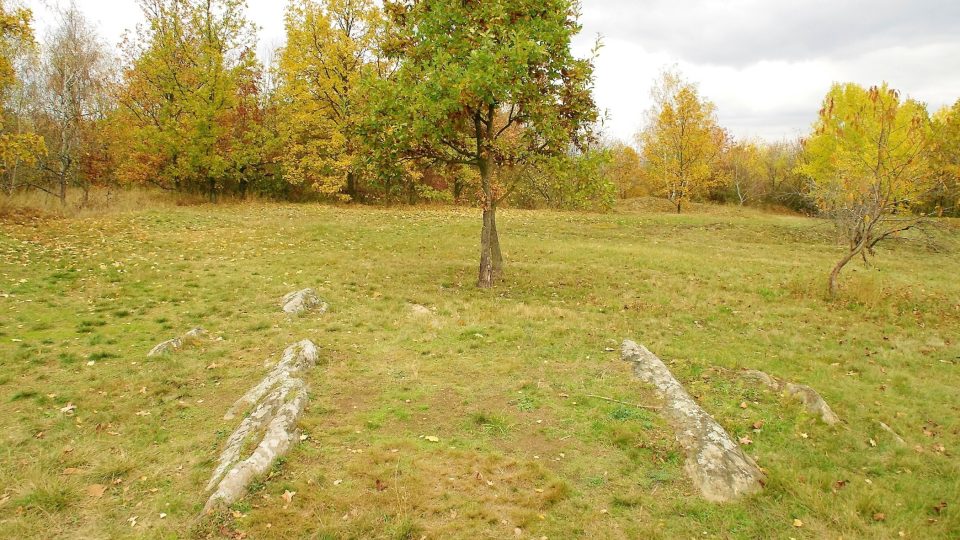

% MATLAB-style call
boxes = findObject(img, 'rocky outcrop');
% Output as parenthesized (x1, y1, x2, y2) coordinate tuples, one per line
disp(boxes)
(147, 327, 207, 357)
(741, 370, 840, 425)
(621, 340, 764, 503)
(281, 289, 327, 316)
(204, 340, 319, 512)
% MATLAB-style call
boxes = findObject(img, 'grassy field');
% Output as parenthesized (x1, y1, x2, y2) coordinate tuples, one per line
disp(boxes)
(0, 201, 958, 539)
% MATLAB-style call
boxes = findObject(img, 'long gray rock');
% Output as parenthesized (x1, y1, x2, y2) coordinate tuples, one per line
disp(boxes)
(741, 370, 840, 425)
(147, 327, 207, 357)
(281, 289, 327, 316)
(621, 340, 764, 503)
(204, 340, 319, 512)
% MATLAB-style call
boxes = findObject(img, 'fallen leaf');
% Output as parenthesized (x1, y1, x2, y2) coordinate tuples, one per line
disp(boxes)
(128, 516, 138, 527)
(739, 402, 749, 409)
(282, 490, 296, 506)
(424, 436, 440, 443)
(86, 484, 107, 498)
(752, 420, 764, 430)
(159, 513, 167, 519)
(873, 512, 886, 522)
(834, 479, 848, 490)
(333, 479, 343, 486)
(933, 501, 947, 514)
(739, 435, 753, 446)
(792, 518, 803, 528)
(60, 403, 77, 415)
(62, 468, 82, 475)
(376, 479, 387, 492)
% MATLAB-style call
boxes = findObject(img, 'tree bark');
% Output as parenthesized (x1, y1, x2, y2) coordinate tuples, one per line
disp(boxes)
(479, 206, 495, 288)
(828, 245, 862, 297)
(490, 208, 503, 279)
(346, 171, 358, 202)
(477, 156, 500, 288)
(59, 174, 67, 206)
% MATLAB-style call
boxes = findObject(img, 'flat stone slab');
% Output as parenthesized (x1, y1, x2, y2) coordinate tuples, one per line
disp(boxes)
(147, 327, 207, 357)
(622, 340, 764, 503)
(204, 340, 319, 512)
(741, 369, 840, 425)
(281, 288, 328, 316)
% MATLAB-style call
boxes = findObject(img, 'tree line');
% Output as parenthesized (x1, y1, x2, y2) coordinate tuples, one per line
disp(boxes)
(1, 0, 958, 290)
(0, 0, 609, 212)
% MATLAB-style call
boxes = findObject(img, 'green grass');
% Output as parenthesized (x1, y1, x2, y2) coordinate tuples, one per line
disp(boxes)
(0, 201, 958, 539)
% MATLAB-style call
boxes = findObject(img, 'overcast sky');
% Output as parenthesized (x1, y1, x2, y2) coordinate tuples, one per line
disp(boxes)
(25, 0, 960, 143)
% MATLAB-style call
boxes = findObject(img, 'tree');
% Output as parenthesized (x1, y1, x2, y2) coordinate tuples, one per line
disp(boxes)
(115, 0, 260, 200)
(510, 147, 616, 211)
(636, 69, 726, 213)
(277, 0, 383, 201)
(32, 2, 114, 205)
(927, 100, 960, 216)
(799, 83, 934, 296)
(721, 140, 766, 206)
(367, 0, 598, 288)
(0, 0, 44, 185)
(606, 141, 641, 199)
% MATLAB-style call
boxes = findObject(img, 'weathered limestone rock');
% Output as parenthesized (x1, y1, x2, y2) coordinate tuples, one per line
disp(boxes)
(205, 340, 318, 512)
(741, 369, 840, 425)
(147, 327, 207, 357)
(621, 340, 764, 502)
(281, 289, 327, 316)
(877, 421, 906, 445)
(224, 339, 318, 421)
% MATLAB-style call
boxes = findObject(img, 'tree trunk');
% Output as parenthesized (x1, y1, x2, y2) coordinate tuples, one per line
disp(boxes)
(828, 245, 862, 297)
(477, 157, 500, 288)
(491, 208, 503, 279)
(58, 171, 68, 207)
(346, 171, 358, 202)
(479, 206, 495, 288)
(453, 177, 463, 203)
(208, 178, 217, 203)
(676, 200, 682, 214)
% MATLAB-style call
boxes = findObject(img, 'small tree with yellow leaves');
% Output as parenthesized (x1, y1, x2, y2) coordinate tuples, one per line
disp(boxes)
(799, 83, 934, 296)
